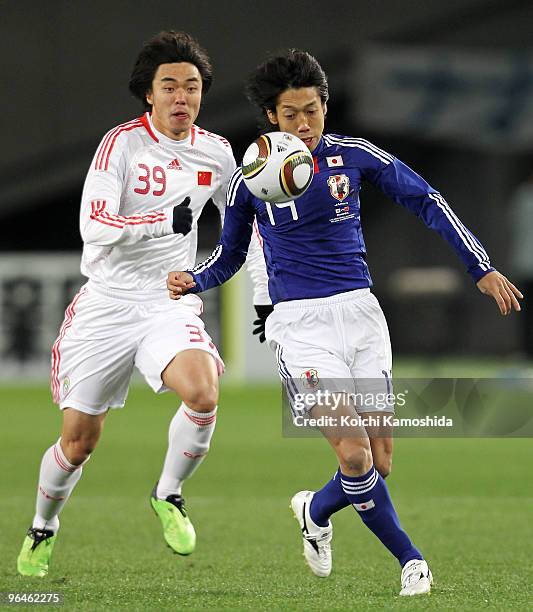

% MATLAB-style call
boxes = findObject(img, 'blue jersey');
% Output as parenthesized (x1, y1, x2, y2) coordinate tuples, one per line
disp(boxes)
(190, 134, 493, 304)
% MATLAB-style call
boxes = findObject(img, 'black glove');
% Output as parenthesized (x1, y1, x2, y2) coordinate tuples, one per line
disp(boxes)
(252, 304, 274, 343)
(172, 197, 193, 235)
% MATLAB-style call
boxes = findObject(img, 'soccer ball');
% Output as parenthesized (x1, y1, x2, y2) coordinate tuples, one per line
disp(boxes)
(241, 132, 314, 203)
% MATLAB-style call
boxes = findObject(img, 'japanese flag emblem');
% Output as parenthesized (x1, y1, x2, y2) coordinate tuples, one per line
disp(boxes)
(326, 155, 343, 167)
(353, 499, 375, 511)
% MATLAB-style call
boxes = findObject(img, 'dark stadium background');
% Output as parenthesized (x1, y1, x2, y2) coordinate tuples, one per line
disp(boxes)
(1, 3, 532, 609)
(1, 0, 532, 356)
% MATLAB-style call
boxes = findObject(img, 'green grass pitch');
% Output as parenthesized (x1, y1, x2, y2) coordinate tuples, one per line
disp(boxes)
(0, 382, 532, 610)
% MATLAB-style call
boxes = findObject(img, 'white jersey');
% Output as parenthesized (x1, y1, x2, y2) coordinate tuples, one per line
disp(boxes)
(79, 112, 269, 301)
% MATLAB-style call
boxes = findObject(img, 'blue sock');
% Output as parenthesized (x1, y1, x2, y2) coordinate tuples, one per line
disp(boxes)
(309, 469, 350, 526)
(340, 465, 423, 567)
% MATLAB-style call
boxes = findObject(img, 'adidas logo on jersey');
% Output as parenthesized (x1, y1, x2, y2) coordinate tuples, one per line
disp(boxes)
(167, 158, 182, 170)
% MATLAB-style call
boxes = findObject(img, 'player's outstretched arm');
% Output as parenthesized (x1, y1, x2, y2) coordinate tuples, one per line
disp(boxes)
(81, 129, 194, 247)
(171, 168, 257, 299)
(83, 197, 192, 247)
(167, 272, 196, 300)
(476, 270, 523, 316)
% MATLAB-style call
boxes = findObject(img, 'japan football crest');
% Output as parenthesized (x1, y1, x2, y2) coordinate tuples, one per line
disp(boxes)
(301, 369, 319, 389)
(327, 174, 350, 201)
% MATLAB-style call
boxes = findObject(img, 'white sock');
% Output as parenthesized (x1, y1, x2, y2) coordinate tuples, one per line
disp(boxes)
(156, 403, 217, 499)
(32, 439, 85, 533)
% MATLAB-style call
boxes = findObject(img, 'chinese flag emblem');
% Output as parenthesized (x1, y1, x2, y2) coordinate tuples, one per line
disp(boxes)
(197, 171, 212, 186)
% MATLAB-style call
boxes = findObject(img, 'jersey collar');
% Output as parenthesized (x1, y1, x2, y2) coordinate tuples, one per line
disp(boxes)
(312, 135, 326, 157)
(142, 112, 195, 148)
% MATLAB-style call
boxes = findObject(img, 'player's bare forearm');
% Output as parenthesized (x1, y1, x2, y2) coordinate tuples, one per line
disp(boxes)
(167, 271, 195, 300)
(476, 270, 523, 316)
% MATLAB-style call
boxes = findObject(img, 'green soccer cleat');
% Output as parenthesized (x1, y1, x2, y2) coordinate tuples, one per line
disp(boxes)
(17, 527, 57, 577)
(150, 484, 196, 555)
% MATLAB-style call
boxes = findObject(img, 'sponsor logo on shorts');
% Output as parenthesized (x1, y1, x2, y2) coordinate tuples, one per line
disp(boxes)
(301, 369, 319, 389)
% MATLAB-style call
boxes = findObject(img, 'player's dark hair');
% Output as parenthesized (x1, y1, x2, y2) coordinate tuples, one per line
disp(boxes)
(245, 49, 329, 121)
(129, 30, 213, 110)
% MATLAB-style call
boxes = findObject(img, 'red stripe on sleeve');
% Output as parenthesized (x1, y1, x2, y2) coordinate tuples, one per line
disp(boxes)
(101, 123, 143, 171)
(89, 201, 168, 229)
(94, 119, 142, 170)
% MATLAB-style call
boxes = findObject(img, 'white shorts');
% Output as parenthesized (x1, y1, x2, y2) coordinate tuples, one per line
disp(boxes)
(50, 282, 223, 416)
(265, 289, 393, 415)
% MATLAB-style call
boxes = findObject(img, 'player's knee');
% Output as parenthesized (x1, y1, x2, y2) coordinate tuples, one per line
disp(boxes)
(339, 443, 373, 474)
(61, 436, 98, 466)
(182, 382, 218, 413)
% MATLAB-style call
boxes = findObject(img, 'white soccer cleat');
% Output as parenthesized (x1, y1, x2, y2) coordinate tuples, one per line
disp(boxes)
(399, 559, 433, 596)
(290, 490, 332, 578)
